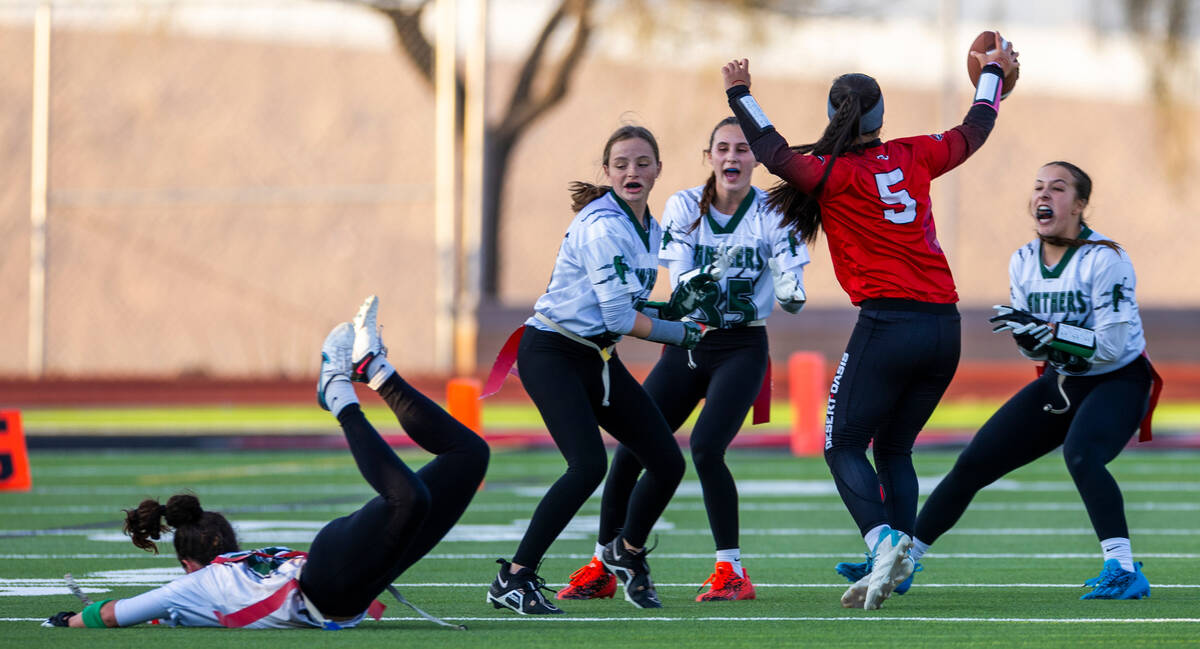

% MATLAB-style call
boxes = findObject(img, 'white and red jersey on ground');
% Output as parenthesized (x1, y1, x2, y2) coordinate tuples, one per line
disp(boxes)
(113, 547, 367, 629)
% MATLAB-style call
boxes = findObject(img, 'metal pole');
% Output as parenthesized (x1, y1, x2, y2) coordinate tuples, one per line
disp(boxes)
(29, 1, 51, 377)
(455, 0, 486, 376)
(433, 0, 458, 372)
(937, 0, 960, 276)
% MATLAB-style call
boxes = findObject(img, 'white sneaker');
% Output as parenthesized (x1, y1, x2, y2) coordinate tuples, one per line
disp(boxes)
(351, 295, 387, 383)
(317, 322, 354, 411)
(840, 574, 869, 608)
(864, 530, 914, 610)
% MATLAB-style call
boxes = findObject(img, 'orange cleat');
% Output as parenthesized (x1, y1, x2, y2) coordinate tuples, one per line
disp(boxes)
(696, 561, 757, 602)
(555, 556, 617, 600)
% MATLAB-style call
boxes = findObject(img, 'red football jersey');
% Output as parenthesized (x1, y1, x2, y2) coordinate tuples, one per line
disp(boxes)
(770, 131, 971, 305)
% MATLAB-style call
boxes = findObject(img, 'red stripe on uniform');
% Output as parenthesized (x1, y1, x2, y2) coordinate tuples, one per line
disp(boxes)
(214, 579, 298, 628)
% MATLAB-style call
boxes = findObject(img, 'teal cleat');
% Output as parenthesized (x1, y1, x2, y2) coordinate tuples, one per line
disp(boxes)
(895, 562, 921, 594)
(835, 554, 872, 583)
(837, 553, 920, 595)
(1081, 560, 1150, 600)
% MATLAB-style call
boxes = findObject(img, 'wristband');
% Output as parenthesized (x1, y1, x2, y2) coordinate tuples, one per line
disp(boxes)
(973, 64, 1003, 108)
(645, 318, 685, 346)
(81, 599, 114, 628)
(726, 86, 774, 142)
(1048, 322, 1096, 358)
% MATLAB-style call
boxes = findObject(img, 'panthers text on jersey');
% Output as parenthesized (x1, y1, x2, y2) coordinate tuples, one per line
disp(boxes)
(659, 185, 810, 326)
(1008, 227, 1145, 376)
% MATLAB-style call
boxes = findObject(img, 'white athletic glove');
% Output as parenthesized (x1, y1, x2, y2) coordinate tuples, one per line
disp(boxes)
(679, 244, 737, 285)
(768, 258, 806, 313)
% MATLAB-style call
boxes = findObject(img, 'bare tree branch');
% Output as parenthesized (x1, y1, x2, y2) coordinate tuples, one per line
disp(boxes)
(372, 1, 434, 84)
(370, 0, 466, 127)
(497, 0, 593, 139)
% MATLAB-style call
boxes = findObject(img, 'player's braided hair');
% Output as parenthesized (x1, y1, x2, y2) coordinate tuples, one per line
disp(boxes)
(766, 73, 882, 244)
(688, 116, 743, 233)
(570, 125, 661, 213)
(1037, 161, 1122, 252)
(123, 493, 238, 565)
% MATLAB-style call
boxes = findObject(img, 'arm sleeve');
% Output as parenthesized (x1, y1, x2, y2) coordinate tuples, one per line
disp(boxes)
(727, 86, 829, 193)
(920, 64, 1003, 179)
(113, 588, 174, 627)
(598, 293, 637, 335)
(1092, 321, 1132, 365)
(1088, 249, 1139, 367)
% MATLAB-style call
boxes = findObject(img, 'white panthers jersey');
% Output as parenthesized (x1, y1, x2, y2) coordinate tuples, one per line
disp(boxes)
(660, 185, 809, 327)
(1008, 227, 1144, 376)
(113, 548, 365, 629)
(527, 190, 662, 337)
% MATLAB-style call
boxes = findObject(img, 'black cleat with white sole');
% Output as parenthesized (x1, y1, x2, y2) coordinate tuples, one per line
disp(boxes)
(600, 537, 663, 608)
(486, 559, 564, 615)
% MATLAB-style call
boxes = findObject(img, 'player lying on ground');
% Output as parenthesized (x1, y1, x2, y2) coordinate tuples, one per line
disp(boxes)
(44, 296, 489, 628)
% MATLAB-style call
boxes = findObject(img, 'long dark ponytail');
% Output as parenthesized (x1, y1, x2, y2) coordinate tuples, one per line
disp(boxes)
(767, 73, 883, 244)
(1038, 161, 1122, 252)
(124, 493, 239, 565)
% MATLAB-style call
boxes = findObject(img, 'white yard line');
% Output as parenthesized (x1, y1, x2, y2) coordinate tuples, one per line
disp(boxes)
(5, 615, 1200, 623)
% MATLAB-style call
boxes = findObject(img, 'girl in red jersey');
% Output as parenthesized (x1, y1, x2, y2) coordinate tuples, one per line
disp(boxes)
(721, 35, 1018, 610)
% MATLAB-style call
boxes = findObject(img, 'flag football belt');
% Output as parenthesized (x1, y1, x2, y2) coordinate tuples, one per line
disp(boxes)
(481, 315, 619, 406)
(534, 312, 617, 406)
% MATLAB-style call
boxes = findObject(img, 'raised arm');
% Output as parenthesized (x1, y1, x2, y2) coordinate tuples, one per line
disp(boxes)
(722, 59, 827, 193)
(928, 32, 1020, 176)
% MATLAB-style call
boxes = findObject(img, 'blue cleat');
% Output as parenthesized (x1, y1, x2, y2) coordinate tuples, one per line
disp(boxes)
(835, 554, 872, 583)
(894, 561, 922, 595)
(836, 553, 920, 595)
(1081, 560, 1150, 600)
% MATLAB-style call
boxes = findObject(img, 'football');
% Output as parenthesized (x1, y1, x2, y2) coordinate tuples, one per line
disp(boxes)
(967, 30, 1019, 99)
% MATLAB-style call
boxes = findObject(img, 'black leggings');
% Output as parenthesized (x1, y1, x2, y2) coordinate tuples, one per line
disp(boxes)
(824, 301, 961, 537)
(513, 326, 685, 567)
(915, 356, 1152, 545)
(601, 327, 768, 550)
(300, 373, 490, 616)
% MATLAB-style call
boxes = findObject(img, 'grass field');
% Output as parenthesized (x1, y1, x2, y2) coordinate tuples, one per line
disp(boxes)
(17, 400, 1200, 434)
(2, 446, 1198, 648)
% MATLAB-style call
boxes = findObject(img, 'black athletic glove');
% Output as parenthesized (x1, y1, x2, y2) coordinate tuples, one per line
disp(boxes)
(1048, 348, 1092, 375)
(679, 321, 706, 350)
(990, 305, 1052, 351)
(42, 611, 75, 628)
(658, 272, 721, 322)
